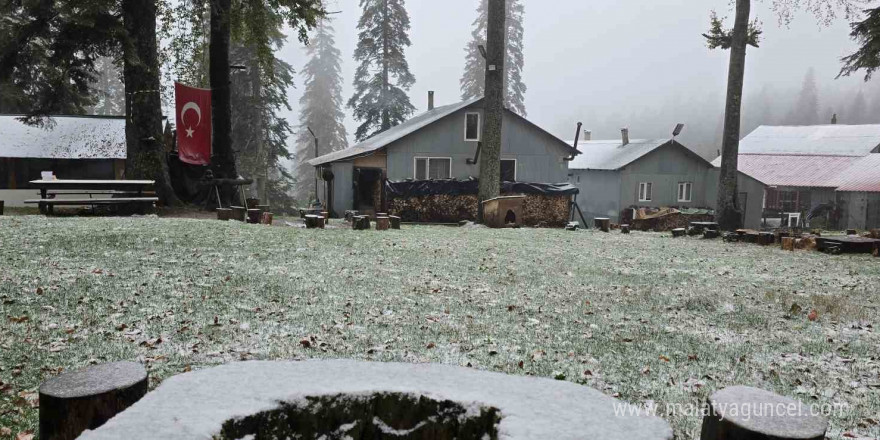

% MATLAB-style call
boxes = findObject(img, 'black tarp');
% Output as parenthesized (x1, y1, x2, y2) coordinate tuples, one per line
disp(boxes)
(386, 179, 579, 198)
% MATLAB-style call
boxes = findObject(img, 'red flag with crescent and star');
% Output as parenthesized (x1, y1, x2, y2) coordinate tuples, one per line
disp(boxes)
(174, 82, 212, 165)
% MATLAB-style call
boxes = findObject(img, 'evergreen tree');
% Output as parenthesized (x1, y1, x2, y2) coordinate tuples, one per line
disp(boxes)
(348, 0, 416, 142)
(90, 56, 126, 116)
(787, 68, 820, 125)
(294, 20, 348, 202)
(847, 89, 868, 124)
(460, 0, 527, 116)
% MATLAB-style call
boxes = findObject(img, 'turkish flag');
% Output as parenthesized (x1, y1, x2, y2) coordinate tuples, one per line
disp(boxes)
(175, 82, 212, 165)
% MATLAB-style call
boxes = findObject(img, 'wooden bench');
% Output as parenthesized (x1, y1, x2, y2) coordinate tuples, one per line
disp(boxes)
(25, 198, 158, 214)
(29, 179, 156, 215)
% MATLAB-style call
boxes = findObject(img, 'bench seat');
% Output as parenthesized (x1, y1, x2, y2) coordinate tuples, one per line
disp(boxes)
(24, 197, 159, 206)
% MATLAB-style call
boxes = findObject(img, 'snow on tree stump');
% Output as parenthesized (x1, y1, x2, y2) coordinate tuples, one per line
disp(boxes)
(353, 216, 371, 230)
(40, 361, 147, 440)
(79, 360, 673, 440)
(216, 208, 232, 221)
(621, 224, 631, 234)
(671, 228, 687, 238)
(230, 206, 247, 222)
(305, 215, 323, 229)
(700, 386, 827, 440)
(594, 217, 611, 232)
(389, 215, 401, 229)
(246, 209, 262, 224)
(375, 216, 391, 231)
(260, 212, 273, 225)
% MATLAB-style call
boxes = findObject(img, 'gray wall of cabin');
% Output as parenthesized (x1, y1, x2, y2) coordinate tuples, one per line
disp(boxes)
(619, 144, 715, 209)
(328, 161, 353, 217)
(569, 170, 621, 225)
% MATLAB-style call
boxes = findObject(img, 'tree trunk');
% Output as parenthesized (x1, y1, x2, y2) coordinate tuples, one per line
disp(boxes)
(477, 0, 506, 222)
(381, 0, 391, 132)
(716, 0, 750, 231)
(121, 0, 181, 206)
(210, 0, 238, 183)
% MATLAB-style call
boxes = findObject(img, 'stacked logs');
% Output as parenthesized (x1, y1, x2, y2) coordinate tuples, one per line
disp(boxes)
(631, 213, 714, 232)
(388, 193, 570, 227)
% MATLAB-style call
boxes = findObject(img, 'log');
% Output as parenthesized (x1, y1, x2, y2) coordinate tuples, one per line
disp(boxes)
(703, 230, 720, 239)
(260, 212, 273, 225)
(847, 229, 858, 236)
(671, 228, 687, 238)
(247, 209, 262, 224)
(700, 386, 826, 440)
(305, 215, 322, 229)
(389, 215, 401, 230)
(216, 208, 232, 221)
(230, 206, 247, 222)
(594, 217, 610, 232)
(39, 361, 148, 440)
(353, 216, 371, 230)
(781, 237, 795, 251)
(621, 224, 631, 234)
(376, 216, 390, 231)
(873, 242, 879, 257)
(0, 200, 4, 215)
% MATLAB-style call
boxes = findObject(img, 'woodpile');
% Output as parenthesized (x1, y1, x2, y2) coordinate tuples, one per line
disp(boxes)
(388, 193, 570, 227)
(521, 195, 569, 227)
(631, 213, 714, 232)
(869, 229, 880, 239)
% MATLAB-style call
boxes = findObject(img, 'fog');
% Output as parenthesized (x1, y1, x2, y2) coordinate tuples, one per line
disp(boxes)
(278, 0, 876, 159)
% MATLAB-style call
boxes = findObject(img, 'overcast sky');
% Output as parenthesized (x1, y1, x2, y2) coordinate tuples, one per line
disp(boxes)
(276, 0, 873, 149)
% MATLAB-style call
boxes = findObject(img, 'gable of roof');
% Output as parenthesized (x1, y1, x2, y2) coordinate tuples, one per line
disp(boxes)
(738, 124, 880, 156)
(0, 115, 127, 159)
(567, 139, 709, 171)
(308, 98, 578, 166)
(712, 154, 860, 188)
(828, 154, 880, 192)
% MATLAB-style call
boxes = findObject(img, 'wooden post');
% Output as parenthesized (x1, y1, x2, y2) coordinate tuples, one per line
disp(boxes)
(376, 216, 390, 231)
(389, 215, 401, 230)
(39, 361, 148, 440)
(700, 386, 827, 440)
(230, 206, 247, 222)
(216, 208, 232, 221)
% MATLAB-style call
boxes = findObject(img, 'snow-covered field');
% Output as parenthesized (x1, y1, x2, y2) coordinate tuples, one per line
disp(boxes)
(1, 216, 878, 439)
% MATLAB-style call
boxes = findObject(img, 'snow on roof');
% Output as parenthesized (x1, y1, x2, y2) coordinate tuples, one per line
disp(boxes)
(711, 154, 860, 188)
(738, 125, 880, 156)
(568, 139, 707, 170)
(0, 115, 126, 159)
(309, 98, 481, 167)
(829, 154, 880, 192)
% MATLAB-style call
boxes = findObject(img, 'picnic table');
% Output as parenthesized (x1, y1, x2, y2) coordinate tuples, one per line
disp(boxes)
(25, 180, 158, 215)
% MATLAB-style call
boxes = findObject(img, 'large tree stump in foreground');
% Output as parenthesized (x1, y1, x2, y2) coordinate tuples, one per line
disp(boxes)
(353, 216, 370, 230)
(700, 386, 827, 440)
(40, 361, 148, 440)
(305, 215, 323, 229)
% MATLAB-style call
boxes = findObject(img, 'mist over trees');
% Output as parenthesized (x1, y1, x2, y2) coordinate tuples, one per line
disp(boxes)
(89, 57, 126, 116)
(348, 0, 416, 142)
(294, 20, 349, 203)
(460, 0, 527, 116)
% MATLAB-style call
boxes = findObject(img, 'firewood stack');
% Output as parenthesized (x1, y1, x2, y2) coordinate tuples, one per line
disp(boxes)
(388, 193, 570, 227)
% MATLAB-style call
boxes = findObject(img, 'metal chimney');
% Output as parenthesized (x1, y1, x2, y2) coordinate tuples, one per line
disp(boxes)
(583, 130, 592, 141)
(428, 91, 435, 111)
(621, 128, 630, 146)
(831, 113, 838, 125)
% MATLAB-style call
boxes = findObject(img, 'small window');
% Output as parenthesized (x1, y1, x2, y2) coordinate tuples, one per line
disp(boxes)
(638, 182, 652, 202)
(677, 182, 693, 203)
(501, 159, 516, 182)
(465, 112, 481, 141)
(414, 157, 452, 180)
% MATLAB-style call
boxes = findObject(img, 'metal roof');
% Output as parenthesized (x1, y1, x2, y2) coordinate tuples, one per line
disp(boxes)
(0, 115, 126, 159)
(711, 154, 861, 188)
(829, 154, 880, 192)
(567, 139, 708, 170)
(309, 98, 481, 167)
(738, 124, 880, 156)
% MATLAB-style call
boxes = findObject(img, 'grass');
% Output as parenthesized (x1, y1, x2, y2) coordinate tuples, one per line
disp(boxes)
(1, 216, 879, 439)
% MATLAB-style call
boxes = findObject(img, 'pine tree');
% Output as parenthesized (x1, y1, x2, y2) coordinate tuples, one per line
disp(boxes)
(348, 0, 416, 142)
(460, 0, 526, 116)
(787, 68, 820, 125)
(294, 20, 348, 203)
(847, 89, 868, 124)
(90, 56, 126, 116)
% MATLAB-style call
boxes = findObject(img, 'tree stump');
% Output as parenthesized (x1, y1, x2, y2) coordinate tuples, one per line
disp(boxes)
(700, 386, 827, 440)
(846, 229, 858, 236)
(230, 206, 247, 222)
(344, 210, 359, 222)
(216, 208, 232, 221)
(353, 216, 371, 230)
(39, 361, 148, 440)
(389, 216, 401, 229)
(260, 212, 273, 225)
(376, 216, 390, 231)
(621, 224, 631, 234)
(0, 200, 4, 215)
(247, 209, 262, 224)
(594, 217, 610, 232)
(305, 215, 322, 229)
(671, 228, 687, 238)
(781, 237, 795, 251)
(703, 230, 720, 239)
(246, 198, 260, 208)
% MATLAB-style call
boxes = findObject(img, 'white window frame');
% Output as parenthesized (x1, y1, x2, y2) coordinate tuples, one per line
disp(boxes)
(500, 158, 517, 181)
(677, 182, 693, 203)
(413, 156, 453, 180)
(638, 182, 653, 202)
(464, 112, 481, 142)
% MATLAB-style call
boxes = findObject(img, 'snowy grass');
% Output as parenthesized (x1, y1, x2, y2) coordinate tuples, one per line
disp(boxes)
(1, 216, 878, 439)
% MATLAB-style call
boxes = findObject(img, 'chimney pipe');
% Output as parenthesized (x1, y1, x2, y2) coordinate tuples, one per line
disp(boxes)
(583, 130, 592, 141)
(621, 128, 629, 146)
(831, 113, 838, 125)
(428, 91, 435, 111)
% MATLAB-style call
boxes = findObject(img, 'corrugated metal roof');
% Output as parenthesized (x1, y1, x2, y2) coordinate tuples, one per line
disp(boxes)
(712, 154, 861, 188)
(738, 124, 880, 156)
(309, 98, 481, 166)
(0, 115, 126, 159)
(568, 139, 708, 170)
(829, 154, 880, 192)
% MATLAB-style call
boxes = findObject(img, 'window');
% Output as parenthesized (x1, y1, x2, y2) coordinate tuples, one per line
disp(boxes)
(501, 159, 516, 182)
(465, 112, 481, 141)
(677, 182, 693, 202)
(414, 157, 452, 180)
(638, 182, 652, 202)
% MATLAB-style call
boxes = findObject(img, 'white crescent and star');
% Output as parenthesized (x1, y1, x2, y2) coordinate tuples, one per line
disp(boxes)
(180, 102, 202, 138)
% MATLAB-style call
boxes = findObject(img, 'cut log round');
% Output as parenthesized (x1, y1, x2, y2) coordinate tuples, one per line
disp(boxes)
(260, 212, 273, 225)
(375, 216, 390, 231)
(703, 230, 721, 239)
(389, 215, 401, 229)
(594, 217, 610, 232)
(0, 200, 4, 215)
(621, 224, 631, 234)
(305, 215, 321, 229)
(700, 386, 827, 440)
(216, 208, 232, 221)
(246, 198, 260, 208)
(256, 205, 270, 216)
(247, 209, 261, 224)
(230, 206, 247, 222)
(846, 229, 858, 236)
(671, 228, 687, 238)
(781, 237, 795, 251)
(39, 361, 148, 440)
(353, 216, 371, 230)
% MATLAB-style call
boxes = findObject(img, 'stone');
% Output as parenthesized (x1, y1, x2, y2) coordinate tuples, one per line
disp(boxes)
(40, 361, 147, 440)
(700, 386, 827, 440)
(81, 360, 672, 440)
